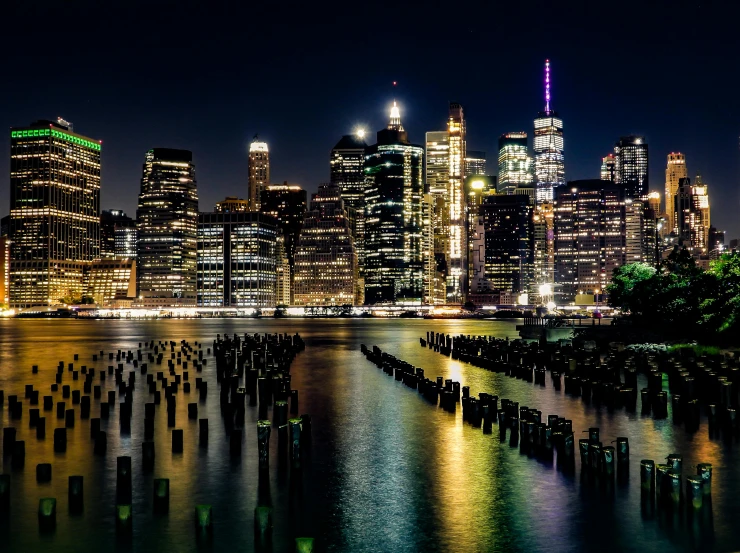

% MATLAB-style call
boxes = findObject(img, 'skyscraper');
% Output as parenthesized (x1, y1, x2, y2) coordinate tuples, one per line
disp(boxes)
(0, 215, 9, 307)
(293, 185, 357, 306)
(101, 210, 134, 258)
(197, 212, 279, 307)
(248, 137, 270, 210)
(497, 133, 533, 195)
(425, 130, 450, 278)
(614, 135, 649, 198)
(480, 195, 534, 294)
(600, 154, 617, 182)
(330, 132, 367, 267)
(675, 175, 710, 255)
(215, 197, 250, 213)
(465, 150, 486, 177)
(364, 102, 425, 304)
(664, 152, 687, 234)
(447, 102, 467, 303)
(9, 119, 101, 308)
(533, 60, 565, 204)
(554, 180, 626, 301)
(136, 148, 199, 307)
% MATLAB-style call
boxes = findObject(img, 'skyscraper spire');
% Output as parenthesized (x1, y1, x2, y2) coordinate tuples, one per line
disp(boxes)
(544, 59, 551, 113)
(388, 101, 403, 131)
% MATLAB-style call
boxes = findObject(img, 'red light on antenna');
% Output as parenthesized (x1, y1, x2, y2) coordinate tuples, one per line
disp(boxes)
(393, 81, 397, 86)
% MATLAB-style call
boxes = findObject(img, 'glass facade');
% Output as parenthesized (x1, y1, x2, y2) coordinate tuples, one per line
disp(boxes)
(9, 120, 101, 308)
(554, 180, 626, 301)
(664, 152, 687, 234)
(533, 114, 565, 203)
(293, 185, 357, 306)
(364, 103, 425, 304)
(480, 195, 534, 293)
(497, 133, 533, 195)
(248, 139, 270, 211)
(465, 150, 486, 178)
(447, 103, 467, 304)
(675, 176, 711, 255)
(197, 212, 279, 307)
(114, 226, 137, 259)
(136, 148, 199, 307)
(330, 134, 366, 271)
(615, 136, 649, 199)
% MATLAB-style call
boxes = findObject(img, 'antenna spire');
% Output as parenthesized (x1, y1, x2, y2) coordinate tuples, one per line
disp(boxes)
(544, 59, 551, 113)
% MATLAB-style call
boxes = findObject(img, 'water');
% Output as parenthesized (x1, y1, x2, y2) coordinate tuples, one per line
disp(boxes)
(0, 318, 735, 552)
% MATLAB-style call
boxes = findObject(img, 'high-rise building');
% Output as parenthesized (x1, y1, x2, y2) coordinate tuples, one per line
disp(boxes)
(114, 226, 137, 260)
(664, 152, 687, 234)
(426, 130, 450, 276)
(293, 184, 357, 306)
(330, 132, 367, 268)
(479, 195, 534, 293)
(600, 154, 617, 182)
(675, 175, 710, 255)
(708, 226, 725, 258)
(554, 180, 626, 301)
(0, 215, 9, 307)
(422, 193, 445, 305)
(614, 136, 649, 198)
(248, 137, 270, 210)
(532, 203, 555, 289)
(364, 102, 425, 304)
(136, 148, 199, 307)
(9, 119, 101, 308)
(533, 60, 565, 204)
(465, 150, 486, 178)
(215, 197, 250, 213)
(447, 102, 467, 303)
(260, 184, 307, 301)
(101, 210, 134, 259)
(197, 212, 279, 308)
(497, 133, 533, 195)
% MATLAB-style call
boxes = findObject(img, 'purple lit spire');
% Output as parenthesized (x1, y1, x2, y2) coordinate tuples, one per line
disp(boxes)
(545, 59, 551, 112)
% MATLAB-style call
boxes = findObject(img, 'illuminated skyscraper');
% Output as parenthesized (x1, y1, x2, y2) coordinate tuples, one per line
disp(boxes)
(554, 180, 626, 301)
(136, 148, 198, 307)
(0, 215, 9, 307)
(330, 132, 367, 267)
(533, 60, 565, 203)
(447, 102, 467, 303)
(600, 154, 616, 182)
(293, 185, 357, 306)
(197, 212, 279, 307)
(497, 133, 533, 195)
(664, 152, 687, 234)
(480, 195, 534, 293)
(260, 184, 307, 289)
(532, 203, 554, 289)
(9, 119, 101, 308)
(364, 102, 425, 304)
(614, 135, 649, 198)
(425, 130, 449, 272)
(465, 150, 486, 177)
(101, 210, 134, 259)
(675, 175, 710, 255)
(248, 137, 270, 210)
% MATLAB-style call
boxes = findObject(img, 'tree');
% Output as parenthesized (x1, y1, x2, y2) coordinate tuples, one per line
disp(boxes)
(607, 262, 656, 315)
(702, 253, 740, 334)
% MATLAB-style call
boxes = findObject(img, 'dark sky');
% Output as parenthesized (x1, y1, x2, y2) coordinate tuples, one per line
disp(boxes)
(2, 1, 740, 236)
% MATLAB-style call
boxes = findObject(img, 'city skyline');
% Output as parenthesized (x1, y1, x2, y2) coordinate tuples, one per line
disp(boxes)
(2, 2, 740, 237)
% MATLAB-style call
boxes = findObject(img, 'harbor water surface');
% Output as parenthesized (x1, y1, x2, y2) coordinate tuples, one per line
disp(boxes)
(0, 319, 735, 552)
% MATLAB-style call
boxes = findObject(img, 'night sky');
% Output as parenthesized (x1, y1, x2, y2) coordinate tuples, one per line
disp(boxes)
(2, 1, 739, 236)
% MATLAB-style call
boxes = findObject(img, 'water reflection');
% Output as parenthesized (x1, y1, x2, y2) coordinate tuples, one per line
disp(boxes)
(0, 319, 736, 552)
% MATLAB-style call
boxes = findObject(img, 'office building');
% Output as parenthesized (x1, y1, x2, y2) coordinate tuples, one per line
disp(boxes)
(293, 185, 357, 306)
(9, 119, 101, 308)
(664, 152, 687, 234)
(480, 194, 534, 293)
(708, 226, 725, 257)
(426, 130, 450, 276)
(215, 197, 250, 213)
(447, 102, 467, 303)
(532, 203, 555, 290)
(101, 210, 135, 259)
(84, 259, 137, 307)
(615, 136, 649, 198)
(248, 137, 270, 210)
(275, 236, 291, 306)
(465, 150, 486, 177)
(136, 148, 199, 307)
(330, 132, 367, 269)
(497, 133, 533, 195)
(600, 154, 616, 182)
(197, 212, 279, 307)
(0, 215, 9, 307)
(422, 194, 445, 305)
(260, 184, 307, 301)
(115, 226, 137, 259)
(675, 176, 710, 255)
(533, 60, 565, 203)
(364, 102, 425, 304)
(554, 180, 626, 301)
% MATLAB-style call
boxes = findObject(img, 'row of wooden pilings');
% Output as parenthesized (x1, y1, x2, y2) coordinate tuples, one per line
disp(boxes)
(363, 342, 715, 522)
